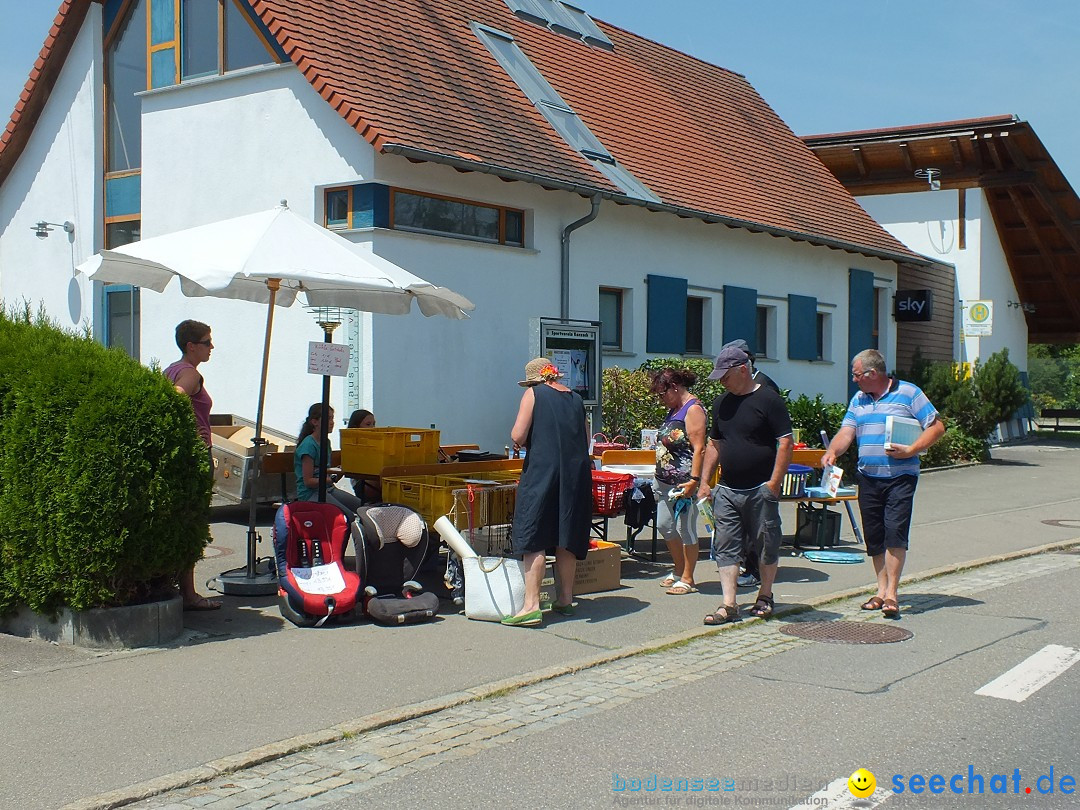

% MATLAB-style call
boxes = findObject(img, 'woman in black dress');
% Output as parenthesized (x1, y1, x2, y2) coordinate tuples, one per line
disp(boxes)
(504, 358, 592, 626)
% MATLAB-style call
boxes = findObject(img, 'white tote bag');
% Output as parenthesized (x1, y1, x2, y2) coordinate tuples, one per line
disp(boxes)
(463, 556, 526, 622)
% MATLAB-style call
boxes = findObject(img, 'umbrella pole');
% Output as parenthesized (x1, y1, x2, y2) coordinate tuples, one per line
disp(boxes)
(216, 279, 281, 596)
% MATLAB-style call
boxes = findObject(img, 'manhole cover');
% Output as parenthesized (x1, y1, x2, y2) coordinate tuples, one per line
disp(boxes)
(780, 620, 913, 644)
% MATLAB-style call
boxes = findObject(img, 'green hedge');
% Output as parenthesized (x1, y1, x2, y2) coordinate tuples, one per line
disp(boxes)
(0, 306, 212, 615)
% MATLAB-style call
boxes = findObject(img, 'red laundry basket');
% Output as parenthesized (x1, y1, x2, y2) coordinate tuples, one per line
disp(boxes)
(591, 470, 635, 517)
(591, 433, 628, 454)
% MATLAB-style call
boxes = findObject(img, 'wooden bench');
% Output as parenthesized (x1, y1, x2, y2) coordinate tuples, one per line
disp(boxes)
(1041, 408, 1080, 431)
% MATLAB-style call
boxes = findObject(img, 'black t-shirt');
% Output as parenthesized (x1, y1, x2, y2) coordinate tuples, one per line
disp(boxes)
(709, 385, 793, 489)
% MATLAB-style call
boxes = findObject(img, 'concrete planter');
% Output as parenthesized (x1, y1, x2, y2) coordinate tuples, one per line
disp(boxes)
(0, 595, 183, 649)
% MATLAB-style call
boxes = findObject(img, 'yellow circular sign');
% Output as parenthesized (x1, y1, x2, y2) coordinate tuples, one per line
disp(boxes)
(969, 303, 990, 323)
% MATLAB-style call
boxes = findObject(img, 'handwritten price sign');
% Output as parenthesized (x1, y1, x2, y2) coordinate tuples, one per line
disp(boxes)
(308, 342, 351, 377)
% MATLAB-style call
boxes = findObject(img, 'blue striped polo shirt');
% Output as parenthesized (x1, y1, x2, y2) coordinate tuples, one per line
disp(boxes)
(841, 377, 939, 479)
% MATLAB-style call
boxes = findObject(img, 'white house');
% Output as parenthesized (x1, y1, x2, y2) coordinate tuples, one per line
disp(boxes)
(805, 117, 1080, 437)
(806, 116, 1080, 367)
(1, 0, 934, 451)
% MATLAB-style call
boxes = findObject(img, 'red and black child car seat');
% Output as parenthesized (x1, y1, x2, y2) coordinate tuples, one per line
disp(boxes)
(273, 500, 361, 627)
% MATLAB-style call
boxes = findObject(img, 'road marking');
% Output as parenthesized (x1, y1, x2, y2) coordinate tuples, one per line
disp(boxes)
(790, 778, 891, 809)
(975, 644, 1080, 702)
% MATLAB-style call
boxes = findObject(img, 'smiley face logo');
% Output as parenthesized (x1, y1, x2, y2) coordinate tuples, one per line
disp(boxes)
(848, 768, 876, 798)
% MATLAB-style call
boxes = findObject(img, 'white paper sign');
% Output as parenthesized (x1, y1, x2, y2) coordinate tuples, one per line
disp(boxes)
(291, 563, 346, 595)
(307, 341, 351, 376)
(822, 464, 844, 498)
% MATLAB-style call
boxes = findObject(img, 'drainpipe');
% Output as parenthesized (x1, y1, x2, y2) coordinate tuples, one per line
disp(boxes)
(560, 196, 601, 319)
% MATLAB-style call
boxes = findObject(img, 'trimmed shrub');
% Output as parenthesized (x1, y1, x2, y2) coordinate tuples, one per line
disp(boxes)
(600, 357, 724, 445)
(0, 307, 212, 615)
(922, 424, 989, 467)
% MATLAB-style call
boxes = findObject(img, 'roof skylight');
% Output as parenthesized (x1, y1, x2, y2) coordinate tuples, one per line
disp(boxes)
(473, 23, 657, 202)
(502, 0, 614, 50)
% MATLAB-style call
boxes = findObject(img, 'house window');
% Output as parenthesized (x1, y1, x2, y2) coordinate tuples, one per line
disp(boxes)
(685, 297, 704, 355)
(180, 0, 276, 80)
(391, 189, 526, 247)
(105, 219, 142, 249)
(325, 187, 351, 229)
(816, 312, 832, 362)
(105, 0, 147, 173)
(755, 306, 770, 359)
(323, 184, 525, 247)
(871, 287, 881, 350)
(104, 285, 141, 358)
(599, 288, 623, 350)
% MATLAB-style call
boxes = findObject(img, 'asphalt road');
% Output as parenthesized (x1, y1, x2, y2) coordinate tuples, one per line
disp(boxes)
(334, 559, 1080, 810)
(1, 442, 1078, 809)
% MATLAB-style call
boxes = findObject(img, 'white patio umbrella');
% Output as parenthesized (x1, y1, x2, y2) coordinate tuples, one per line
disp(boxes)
(77, 202, 475, 594)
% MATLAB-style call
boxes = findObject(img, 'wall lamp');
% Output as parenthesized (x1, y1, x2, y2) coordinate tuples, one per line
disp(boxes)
(914, 168, 942, 191)
(32, 220, 74, 239)
(1007, 300, 1037, 314)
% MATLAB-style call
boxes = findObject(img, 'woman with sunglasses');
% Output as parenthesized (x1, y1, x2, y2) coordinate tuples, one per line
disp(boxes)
(650, 368, 708, 595)
(164, 319, 221, 611)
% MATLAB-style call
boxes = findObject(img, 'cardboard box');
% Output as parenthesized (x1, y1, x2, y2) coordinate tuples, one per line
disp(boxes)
(573, 540, 621, 594)
(535, 541, 621, 605)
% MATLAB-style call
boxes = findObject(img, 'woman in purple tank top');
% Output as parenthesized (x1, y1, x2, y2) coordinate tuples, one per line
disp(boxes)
(164, 319, 221, 611)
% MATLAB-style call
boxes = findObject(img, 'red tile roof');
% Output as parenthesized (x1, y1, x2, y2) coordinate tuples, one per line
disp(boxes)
(3, 0, 923, 265)
(250, 0, 922, 264)
(0, 0, 91, 187)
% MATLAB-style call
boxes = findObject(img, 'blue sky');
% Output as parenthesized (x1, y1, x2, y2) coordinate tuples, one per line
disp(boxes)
(2, 1, 1078, 189)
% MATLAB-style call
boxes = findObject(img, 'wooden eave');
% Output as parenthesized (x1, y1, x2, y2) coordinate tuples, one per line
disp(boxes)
(804, 117, 1080, 344)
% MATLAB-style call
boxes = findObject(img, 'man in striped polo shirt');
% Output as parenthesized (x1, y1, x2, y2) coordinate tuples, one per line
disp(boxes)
(822, 349, 944, 618)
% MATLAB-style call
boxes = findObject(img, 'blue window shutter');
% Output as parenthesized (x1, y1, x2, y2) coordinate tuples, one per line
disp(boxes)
(848, 269, 875, 396)
(722, 285, 758, 351)
(353, 183, 390, 229)
(105, 174, 141, 218)
(788, 294, 818, 360)
(646, 275, 687, 354)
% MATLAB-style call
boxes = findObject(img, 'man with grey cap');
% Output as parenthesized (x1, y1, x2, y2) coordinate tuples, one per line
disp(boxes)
(721, 338, 779, 396)
(697, 345, 793, 623)
(720, 339, 780, 589)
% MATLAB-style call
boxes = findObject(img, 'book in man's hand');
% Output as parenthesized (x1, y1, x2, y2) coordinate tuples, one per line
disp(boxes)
(884, 415, 925, 454)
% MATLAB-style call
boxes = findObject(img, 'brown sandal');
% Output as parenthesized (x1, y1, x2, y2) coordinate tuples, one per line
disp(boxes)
(861, 596, 885, 611)
(881, 598, 900, 618)
(749, 594, 774, 618)
(703, 605, 739, 625)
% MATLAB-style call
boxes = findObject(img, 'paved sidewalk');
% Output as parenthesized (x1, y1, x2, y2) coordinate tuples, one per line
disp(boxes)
(2, 442, 1079, 810)
(117, 550, 1080, 809)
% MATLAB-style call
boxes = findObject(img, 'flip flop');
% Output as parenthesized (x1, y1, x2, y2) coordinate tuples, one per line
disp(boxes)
(183, 597, 222, 611)
(666, 582, 698, 595)
(861, 596, 885, 611)
(881, 598, 900, 618)
(501, 610, 542, 627)
(659, 575, 678, 588)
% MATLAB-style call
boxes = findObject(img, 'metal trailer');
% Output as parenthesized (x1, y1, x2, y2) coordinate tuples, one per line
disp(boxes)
(209, 413, 298, 505)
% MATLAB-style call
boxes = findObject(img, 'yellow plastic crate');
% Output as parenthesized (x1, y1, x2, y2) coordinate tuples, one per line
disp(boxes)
(380, 474, 467, 526)
(437, 478, 517, 528)
(339, 427, 440, 475)
(380, 474, 437, 516)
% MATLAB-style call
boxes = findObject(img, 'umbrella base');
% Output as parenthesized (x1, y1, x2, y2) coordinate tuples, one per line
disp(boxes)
(214, 566, 279, 596)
